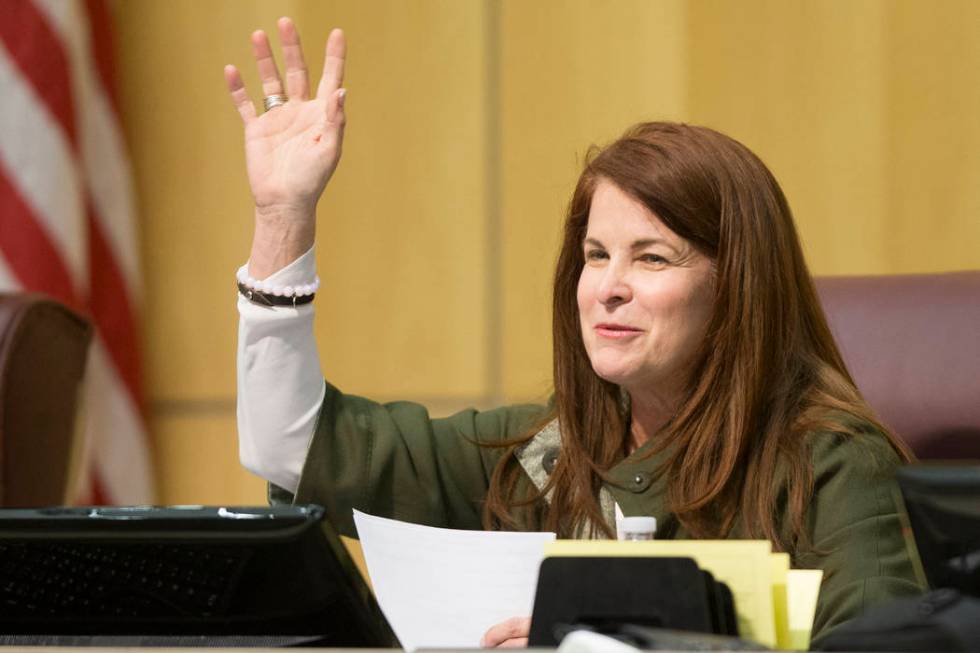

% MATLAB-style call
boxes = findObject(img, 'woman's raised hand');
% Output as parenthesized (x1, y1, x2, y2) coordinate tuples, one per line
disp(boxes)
(224, 18, 346, 277)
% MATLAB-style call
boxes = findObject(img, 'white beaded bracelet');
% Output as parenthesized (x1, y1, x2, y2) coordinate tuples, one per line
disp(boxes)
(236, 265, 320, 306)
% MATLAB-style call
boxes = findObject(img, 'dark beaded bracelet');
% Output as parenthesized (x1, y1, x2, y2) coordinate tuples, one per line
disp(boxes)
(237, 281, 315, 307)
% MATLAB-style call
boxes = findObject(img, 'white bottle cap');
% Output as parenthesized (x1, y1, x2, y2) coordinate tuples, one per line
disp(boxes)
(619, 516, 657, 538)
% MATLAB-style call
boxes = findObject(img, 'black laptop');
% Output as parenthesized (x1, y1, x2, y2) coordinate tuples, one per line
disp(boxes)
(0, 504, 398, 647)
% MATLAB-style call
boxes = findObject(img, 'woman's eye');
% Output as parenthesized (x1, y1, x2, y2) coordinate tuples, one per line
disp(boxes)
(639, 253, 668, 264)
(585, 249, 608, 261)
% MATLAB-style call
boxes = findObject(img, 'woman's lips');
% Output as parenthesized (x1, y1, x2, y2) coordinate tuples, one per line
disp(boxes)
(595, 323, 643, 339)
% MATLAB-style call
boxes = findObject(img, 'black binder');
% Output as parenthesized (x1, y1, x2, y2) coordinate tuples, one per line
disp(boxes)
(528, 556, 739, 647)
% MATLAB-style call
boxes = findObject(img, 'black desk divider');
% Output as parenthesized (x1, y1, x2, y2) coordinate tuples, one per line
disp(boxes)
(0, 505, 399, 647)
(528, 556, 738, 647)
(896, 464, 980, 597)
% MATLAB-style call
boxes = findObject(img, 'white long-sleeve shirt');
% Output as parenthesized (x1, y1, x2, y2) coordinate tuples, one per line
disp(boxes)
(236, 248, 323, 493)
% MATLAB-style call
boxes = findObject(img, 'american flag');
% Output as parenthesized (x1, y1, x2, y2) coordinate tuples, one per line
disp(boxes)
(0, 0, 154, 505)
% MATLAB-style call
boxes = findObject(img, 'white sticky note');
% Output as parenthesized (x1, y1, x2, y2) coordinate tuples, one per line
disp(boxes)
(787, 569, 824, 650)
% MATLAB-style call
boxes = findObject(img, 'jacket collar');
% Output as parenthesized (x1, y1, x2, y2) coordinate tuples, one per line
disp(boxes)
(515, 418, 617, 538)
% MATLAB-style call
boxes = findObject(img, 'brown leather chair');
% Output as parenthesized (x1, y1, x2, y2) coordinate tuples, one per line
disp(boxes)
(816, 271, 980, 459)
(0, 293, 92, 506)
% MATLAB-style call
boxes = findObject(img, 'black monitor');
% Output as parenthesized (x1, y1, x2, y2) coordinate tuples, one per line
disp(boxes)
(0, 504, 398, 647)
(896, 463, 980, 597)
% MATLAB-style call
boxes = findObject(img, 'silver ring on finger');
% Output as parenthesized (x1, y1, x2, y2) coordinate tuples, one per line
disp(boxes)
(263, 94, 288, 112)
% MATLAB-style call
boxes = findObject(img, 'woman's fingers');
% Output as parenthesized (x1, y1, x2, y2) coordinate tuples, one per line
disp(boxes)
(316, 28, 346, 101)
(480, 616, 531, 648)
(326, 87, 347, 127)
(223, 64, 256, 124)
(497, 638, 529, 648)
(277, 17, 309, 100)
(250, 29, 285, 99)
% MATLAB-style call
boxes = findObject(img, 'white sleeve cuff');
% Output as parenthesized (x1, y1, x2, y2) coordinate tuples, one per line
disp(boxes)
(237, 245, 318, 287)
(236, 245, 324, 493)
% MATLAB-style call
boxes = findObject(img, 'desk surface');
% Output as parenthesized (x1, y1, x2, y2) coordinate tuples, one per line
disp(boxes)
(0, 648, 575, 652)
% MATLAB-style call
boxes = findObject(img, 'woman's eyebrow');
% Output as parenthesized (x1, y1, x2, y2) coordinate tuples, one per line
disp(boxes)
(583, 236, 679, 253)
(630, 238, 669, 249)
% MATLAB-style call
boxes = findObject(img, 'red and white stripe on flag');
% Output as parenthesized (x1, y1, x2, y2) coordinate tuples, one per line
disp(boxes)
(0, 0, 154, 505)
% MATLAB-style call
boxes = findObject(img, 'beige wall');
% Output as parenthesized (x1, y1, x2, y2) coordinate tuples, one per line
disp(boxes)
(113, 0, 980, 505)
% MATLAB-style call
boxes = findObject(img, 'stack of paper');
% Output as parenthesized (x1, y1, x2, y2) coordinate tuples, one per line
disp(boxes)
(544, 540, 822, 650)
(352, 511, 822, 651)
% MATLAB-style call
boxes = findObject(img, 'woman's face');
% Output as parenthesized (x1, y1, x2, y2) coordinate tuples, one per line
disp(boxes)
(577, 180, 715, 398)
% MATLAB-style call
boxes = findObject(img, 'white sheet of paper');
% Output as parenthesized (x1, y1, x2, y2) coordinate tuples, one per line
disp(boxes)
(353, 509, 556, 651)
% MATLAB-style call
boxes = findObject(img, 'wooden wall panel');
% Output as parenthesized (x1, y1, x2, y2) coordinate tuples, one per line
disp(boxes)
(116, 0, 263, 403)
(686, 0, 980, 276)
(498, 0, 688, 401)
(883, 0, 980, 273)
(294, 1, 491, 401)
(153, 414, 267, 505)
(687, 0, 891, 274)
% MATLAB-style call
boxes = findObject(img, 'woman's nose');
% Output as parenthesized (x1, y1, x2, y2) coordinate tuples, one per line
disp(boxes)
(597, 265, 632, 306)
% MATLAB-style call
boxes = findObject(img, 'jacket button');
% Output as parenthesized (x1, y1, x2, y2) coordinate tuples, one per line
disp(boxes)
(631, 473, 649, 490)
(542, 450, 559, 475)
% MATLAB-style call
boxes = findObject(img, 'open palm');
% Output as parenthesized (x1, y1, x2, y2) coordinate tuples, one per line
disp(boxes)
(225, 19, 347, 213)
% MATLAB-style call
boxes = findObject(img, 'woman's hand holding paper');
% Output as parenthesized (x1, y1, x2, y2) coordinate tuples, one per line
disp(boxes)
(480, 616, 531, 648)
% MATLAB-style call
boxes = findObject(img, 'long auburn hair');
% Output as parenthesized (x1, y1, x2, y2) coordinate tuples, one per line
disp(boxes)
(483, 122, 912, 548)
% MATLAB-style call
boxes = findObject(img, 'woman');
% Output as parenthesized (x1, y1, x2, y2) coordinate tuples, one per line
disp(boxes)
(227, 19, 921, 647)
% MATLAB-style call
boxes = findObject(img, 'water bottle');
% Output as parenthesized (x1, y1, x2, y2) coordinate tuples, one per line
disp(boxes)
(618, 516, 657, 540)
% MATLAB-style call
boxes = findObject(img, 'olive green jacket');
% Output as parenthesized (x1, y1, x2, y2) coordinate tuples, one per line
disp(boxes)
(272, 380, 923, 645)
